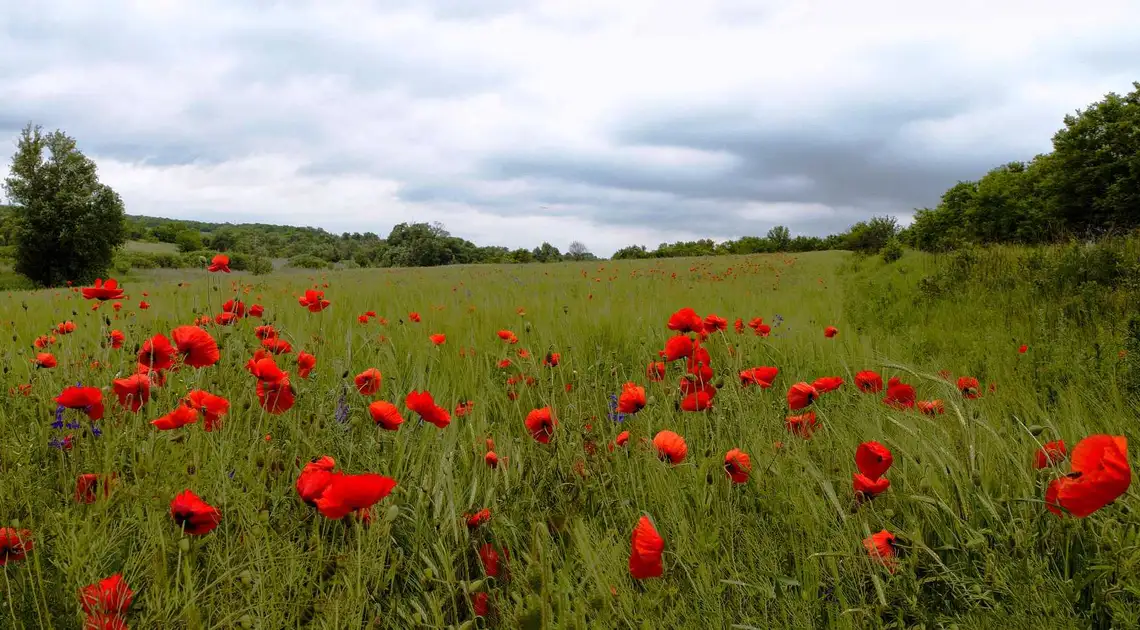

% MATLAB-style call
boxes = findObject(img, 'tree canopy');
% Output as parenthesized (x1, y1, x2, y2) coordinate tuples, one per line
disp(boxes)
(2, 124, 126, 286)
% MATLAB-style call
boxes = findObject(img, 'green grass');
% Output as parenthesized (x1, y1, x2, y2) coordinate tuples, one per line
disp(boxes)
(124, 240, 180, 254)
(0, 250, 1136, 628)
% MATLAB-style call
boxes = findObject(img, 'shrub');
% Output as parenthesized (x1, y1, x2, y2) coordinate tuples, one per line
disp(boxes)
(248, 256, 274, 276)
(880, 237, 903, 263)
(288, 254, 328, 269)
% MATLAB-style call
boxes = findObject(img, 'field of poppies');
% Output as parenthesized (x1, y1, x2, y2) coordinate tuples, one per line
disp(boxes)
(0, 249, 1134, 629)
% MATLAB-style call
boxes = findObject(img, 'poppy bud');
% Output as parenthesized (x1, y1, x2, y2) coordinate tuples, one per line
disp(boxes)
(71, 310, 77, 316)
(647, 395, 657, 406)
(385, 504, 400, 524)
(239, 569, 253, 586)
(525, 321, 533, 331)
(179, 538, 190, 552)
(1028, 425, 1045, 436)
(239, 614, 253, 628)
(258, 510, 269, 523)
(21, 301, 27, 311)
(341, 370, 350, 379)
(714, 377, 725, 389)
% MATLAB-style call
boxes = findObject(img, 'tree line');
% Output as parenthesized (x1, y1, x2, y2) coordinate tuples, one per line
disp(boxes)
(901, 81, 1140, 251)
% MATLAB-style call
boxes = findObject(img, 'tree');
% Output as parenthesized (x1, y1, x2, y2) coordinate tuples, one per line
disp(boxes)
(3, 124, 127, 286)
(1049, 82, 1140, 235)
(175, 230, 204, 252)
(567, 241, 591, 261)
(766, 225, 791, 251)
(532, 242, 562, 263)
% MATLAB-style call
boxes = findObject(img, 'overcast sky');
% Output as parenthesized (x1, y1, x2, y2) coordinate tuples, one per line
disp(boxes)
(3, 1, 1139, 255)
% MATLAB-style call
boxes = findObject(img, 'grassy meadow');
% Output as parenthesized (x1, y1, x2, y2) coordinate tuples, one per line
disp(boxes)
(0, 249, 1136, 629)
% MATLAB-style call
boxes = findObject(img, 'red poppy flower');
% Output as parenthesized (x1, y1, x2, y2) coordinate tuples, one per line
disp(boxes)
(466, 508, 492, 529)
(863, 529, 897, 571)
(853, 473, 890, 499)
(471, 593, 491, 618)
(151, 405, 199, 430)
(1045, 435, 1130, 518)
(543, 352, 561, 367)
(525, 407, 557, 443)
(883, 378, 916, 409)
(184, 390, 229, 432)
(208, 254, 230, 273)
(667, 307, 704, 333)
(111, 373, 151, 412)
(855, 441, 893, 480)
(169, 490, 221, 535)
(355, 368, 382, 395)
(257, 378, 296, 414)
(172, 326, 220, 368)
(455, 400, 474, 417)
(315, 472, 398, 520)
(79, 573, 134, 616)
(295, 456, 337, 505)
(748, 318, 771, 336)
(957, 376, 981, 399)
(408, 312, 421, 322)
(646, 361, 666, 381)
(368, 400, 404, 430)
(33, 352, 56, 368)
(222, 299, 245, 317)
(249, 304, 264, 317)
(653, 430, 687, 464)
(484, 451, 499, 468)
(298, 289, 330, 312)
(107, 330, 125, 349)
(739, 366, 778, 388)
(0, 528, 33, 565)
(662, 335, 694, 361)
(357, 314, 369, 325)
(629, 516, 664, 579)
(261, 338, 292, 355)
(214, 312, 238, 326)
(478, 543, 506, 578)
(75, 474, 111, 503)
(786, 382, 818, 410)
(680, 382, 716, 411)
(405, 390, 451, 428)
(34, 334, 56, 348)
(1034, 440, 1067, 469)
(56, 320, 76, 334)
(297, 351, 316, 378)
(56, 386, 105, 421)
(785, 411, 819, 438)
(84, 612, 129, 629)
(138, 334, 175, 370)
(429, 333, 446, 345)
(497, 330, 518, 343)
(823, 326, 838, 338)
(82, 278, 126, 301)
(812, 376, 844, 393)
(617, 382, 647, 414)
(703, 314, 727, 333)
(609, 430, 631, 451)
(138, 301, 150, 310)
(733, 318, 744, 334)
(854, 370, 883, 393)
(724, 449, 751, 484)
(248, 355, 285, 382)
(917, 399, 944, 415)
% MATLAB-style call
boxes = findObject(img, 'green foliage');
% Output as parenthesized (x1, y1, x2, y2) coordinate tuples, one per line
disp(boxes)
(246, 255, 273, 275)
(843, 216, 899, 253)
(174, 229, 204, 252)
(909, 81, 1140, 251)
(2, 124, 127, 286)
(880, 237, 903, 263)
(287, 253, 329, 269)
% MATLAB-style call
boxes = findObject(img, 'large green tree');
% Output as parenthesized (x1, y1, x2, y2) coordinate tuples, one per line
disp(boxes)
(3, 124, 127, 286)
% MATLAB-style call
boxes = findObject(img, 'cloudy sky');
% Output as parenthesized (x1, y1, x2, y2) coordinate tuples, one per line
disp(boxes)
(3, 1, 1139, 255)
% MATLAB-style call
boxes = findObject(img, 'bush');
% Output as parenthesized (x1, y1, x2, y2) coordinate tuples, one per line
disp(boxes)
(288, 254, 328, 269)
(880, 238, 903, 263)
(248, 256, 273, 276)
